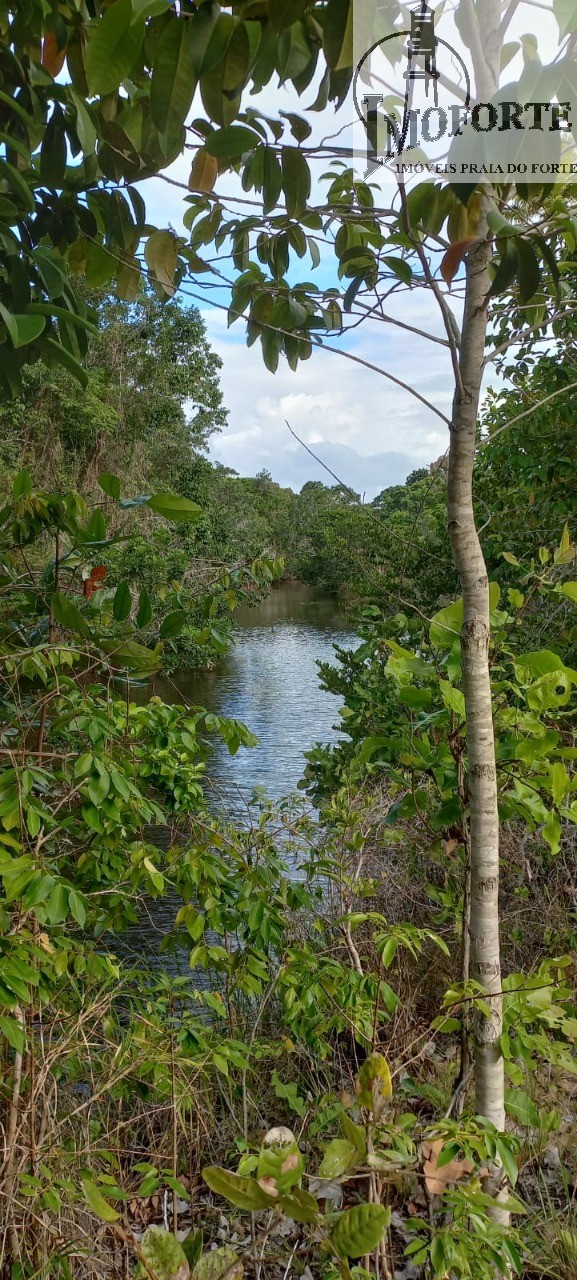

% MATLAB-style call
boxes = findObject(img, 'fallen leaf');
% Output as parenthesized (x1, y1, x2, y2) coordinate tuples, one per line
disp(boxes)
(421, 1139, 474, 1195)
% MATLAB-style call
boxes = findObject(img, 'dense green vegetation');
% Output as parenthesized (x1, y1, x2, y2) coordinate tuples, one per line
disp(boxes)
(1, 286, 577, 1280)
(1, 4, 577, 1280)
(4, 291, 574, 638)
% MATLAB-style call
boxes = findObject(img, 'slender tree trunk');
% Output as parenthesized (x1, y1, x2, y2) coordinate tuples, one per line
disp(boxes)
(447, 224, 505, 1134)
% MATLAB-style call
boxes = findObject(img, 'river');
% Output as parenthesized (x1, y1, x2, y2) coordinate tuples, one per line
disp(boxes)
(154, 582, 358, 804)
(119, 584, 358, 971)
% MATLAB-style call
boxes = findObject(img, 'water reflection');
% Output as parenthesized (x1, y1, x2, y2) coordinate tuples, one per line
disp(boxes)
(153, 583, 358, 804)
(117, 584, 358, 973)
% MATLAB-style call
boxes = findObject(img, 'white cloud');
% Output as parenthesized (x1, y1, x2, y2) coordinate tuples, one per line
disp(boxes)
(198, 293, 459, 495)
(137, 58, 512, 497)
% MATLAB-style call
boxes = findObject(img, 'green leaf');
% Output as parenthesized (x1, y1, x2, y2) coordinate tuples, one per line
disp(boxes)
(0, 1014, 25, 1053)
(271, 1070, 306, 1117)
(495, 1136, 518, 1187)
(277, 1186, 319, 1223)
(151, 16, 197, 140)
(84, 243, 116, 290)
(341, 1113, 367, 1158)
(132, 0, 171, 17)
(202, 1166, 273, 1211)
(331, 1204, 391, 1259)
(0, 304, 46, 349)
(461, 1186, 527, 1215)
(561, 582, 577, 602)
(515, 649, 565, 676)
(543, 809, 562, 856)
(117, 260, 142, 302)
(431, 1015, 461, 1033)
(0, 158, 35, 212)
(100, 639, 161, 674)
(323, 0, 353, 71)
(88, 768, 110, 806)
(32, 249, 67, 300)
(515, 238, 541, 304)
(281, 111, 312, 142)
(71, 91, 97, 156)
(81, 1178, 121, 1223)
(270, 0, 310, 30)
(263, 147, 283, 214)
(278, 20, 313, 81)
(146, 493, 203, 522)
(40, 112, 67, 187)
(439, 680, 465, 718)
(205, 125, 261, 160)
(26, 304, 98, 337)
(141, 1227, 189, 1280)
(136, 588, 153, 629)
(85, 0, 142, 96)
(160, 610, 186, 639)
(42, 338, 89, 389)
(12, 470, 32, 500)
(357, 1053, 392, 1108)
(430, 598, 463, 648)
(45, 882, 69, 924)
(182, 1228, 203, 1269)
(68, 889, 87, 928)
(113, 581, 132, 622)
(382, 256, 412, 285)
(281, 146, 311, 219)
(74, 753, 93, 778)
(506, 1085, 542, 1126)
(318, 1138, 357, 1179)
(488, 240, 518, 299)
(192, 1246, 241, 1280)
(98, 473, 121, 502)
(554, 0, 577, 38)
(52, 592, 89, 637)
(257, 1128, 304, 1195)
(196, 10, 235, 77)
(551, 761, 569, 806)
(145, 231, 179, 299)
(487, 209, 520, 237)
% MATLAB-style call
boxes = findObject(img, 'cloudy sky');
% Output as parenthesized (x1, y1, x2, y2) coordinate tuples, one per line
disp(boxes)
(146, 171, 457, 498)
(141, 0, 560, 498)
(200, 295, 454, 498)
(136, 46, 462, 499)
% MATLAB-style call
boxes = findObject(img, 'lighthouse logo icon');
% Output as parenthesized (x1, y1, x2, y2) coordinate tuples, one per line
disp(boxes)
(404, 1, 440, 109)
(353, 0, 573, 184)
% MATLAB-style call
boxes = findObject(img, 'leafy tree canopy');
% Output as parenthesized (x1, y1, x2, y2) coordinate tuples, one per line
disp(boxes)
(0, 288, 227, 495)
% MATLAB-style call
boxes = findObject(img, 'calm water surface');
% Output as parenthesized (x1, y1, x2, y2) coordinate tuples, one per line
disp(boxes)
(120, 585, 358, 970)
(154, 583, 358, 804)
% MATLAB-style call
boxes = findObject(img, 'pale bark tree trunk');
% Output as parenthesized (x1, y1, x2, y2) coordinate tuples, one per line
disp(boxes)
(447, 226, 505, 1134)
(444, 2, 507, 1157)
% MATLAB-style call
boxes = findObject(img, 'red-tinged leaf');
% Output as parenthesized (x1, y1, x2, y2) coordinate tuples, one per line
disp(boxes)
(441, 237, 478, 286)
(83, 565, 106, 599)
(42, 32, 66, 78)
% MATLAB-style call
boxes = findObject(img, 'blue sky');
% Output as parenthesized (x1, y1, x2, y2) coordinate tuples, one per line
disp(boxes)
(137, 0, 564, 496)
(141, 74, 458, 498)
(144, 165, 456, 498)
